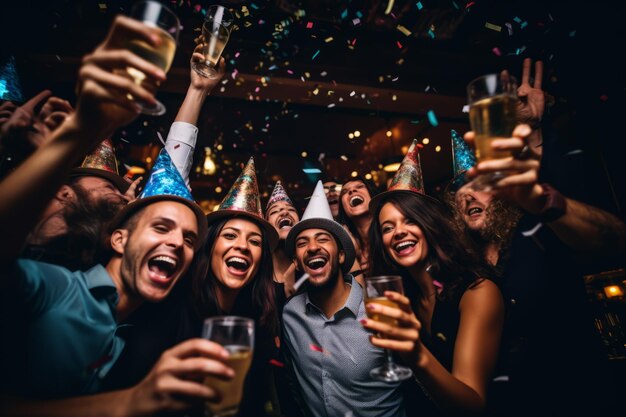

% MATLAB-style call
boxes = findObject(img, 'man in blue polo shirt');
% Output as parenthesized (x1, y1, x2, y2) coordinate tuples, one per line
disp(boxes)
(0, 15, 234, 417)
(282, 181, 405, 417)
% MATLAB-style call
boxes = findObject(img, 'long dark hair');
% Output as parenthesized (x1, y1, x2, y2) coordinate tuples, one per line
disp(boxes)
(192, 216, 278, 334)
(337, 176, 380, 249)
(369, 193, 495, 301)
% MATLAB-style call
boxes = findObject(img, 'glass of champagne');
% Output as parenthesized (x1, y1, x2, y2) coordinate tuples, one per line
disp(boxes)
(364, 275, 413, 382)
(125, 0, 179, 116)
(192, 5, 234, 79)
(202, 316, 254, 417)
(466, 72, 519, 190)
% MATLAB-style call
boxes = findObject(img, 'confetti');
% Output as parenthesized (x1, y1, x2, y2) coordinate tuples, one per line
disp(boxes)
(352, 18, 361, 26)
(310, 344, 324, 353)
(325, 36, 334, 43)
(384, 0, 395, 15)
(269, 359, 285, 368)
(306, 21, 313, 29)
(397, 25, 412, 36)
(427, 110, 439, 127)
(294, 273, 310, 291)
(311, 50, 320, 60)
(416, 1, 424, 11)
(396, 41, 403, 49)
(492, 47, 501, 56)
(485, 22, 501, 32)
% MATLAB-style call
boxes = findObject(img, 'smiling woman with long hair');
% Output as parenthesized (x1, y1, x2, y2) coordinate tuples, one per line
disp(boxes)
(364, 192, 503, 417)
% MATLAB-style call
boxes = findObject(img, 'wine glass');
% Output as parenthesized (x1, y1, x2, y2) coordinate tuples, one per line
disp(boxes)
(125, 0, 180, 116)
(364, 275, 413, 382)
(202, 316, 254, 417)
(192, 5, 234, 79)
(466, 72, 519, 190)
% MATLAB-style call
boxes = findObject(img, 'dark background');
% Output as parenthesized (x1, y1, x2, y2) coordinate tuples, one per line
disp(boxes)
(1, 0, 625, 214)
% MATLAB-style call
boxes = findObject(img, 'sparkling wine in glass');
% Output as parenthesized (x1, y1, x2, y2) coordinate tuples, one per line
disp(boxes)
(124, 0, 180, 116)
(202, 316, 254, 417)
(192, 5, 234, 79)
(466, 72, 519, 190)
(364, 275, 413, 382)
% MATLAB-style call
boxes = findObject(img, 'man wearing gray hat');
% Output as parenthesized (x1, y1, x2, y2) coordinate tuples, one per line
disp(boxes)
(282, 181, 405, 417)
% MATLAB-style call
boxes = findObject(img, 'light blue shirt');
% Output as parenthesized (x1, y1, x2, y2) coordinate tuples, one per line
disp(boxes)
(282, 275, 405, 417)
(1, 259, 128, 398)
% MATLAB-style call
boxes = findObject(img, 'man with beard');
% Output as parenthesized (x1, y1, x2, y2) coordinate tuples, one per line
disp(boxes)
(453, 186, 522, 268)
(265, 180, 300, 297)
(450, 58, 626, 417)
(0, 16, 234, 416)
(282, 181, 405, 417)
(22, 138, 137, 270)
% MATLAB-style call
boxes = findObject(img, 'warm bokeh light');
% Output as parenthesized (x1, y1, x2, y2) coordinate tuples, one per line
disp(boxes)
(351, 171, 358, 177)
(215, 186, 223, 193)
(348, 133, 354, 139)
(386, 130, 392, 137)
(364, 173, 372, 180)
(435, 145, 442, 152)
(422, 138, 430, 144)
(604, 285, 624, 298)
(354, 130, 361, 137)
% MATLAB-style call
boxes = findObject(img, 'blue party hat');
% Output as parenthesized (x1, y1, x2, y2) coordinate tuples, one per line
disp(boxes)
(111, 148, 207, 244)
(139, 148, 193, 200)
(450, 129, 476, 191)
(0, 56, 24, 102)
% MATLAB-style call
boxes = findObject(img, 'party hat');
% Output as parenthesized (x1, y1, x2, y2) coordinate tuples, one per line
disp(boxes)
(266, 181, 294, 212)
(369, 139, 439, 212)
(69, 138, 129, 193)
(449, 129, 476, 191)
(285, 181, 355, 273)
(206, 157, 279, 249)
(110, 148, 207, 244)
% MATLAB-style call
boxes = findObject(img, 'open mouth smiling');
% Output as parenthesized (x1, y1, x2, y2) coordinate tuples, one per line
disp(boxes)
(277, 217, 294, 230)
(349, 195, 364, 207)
(148, 255, 178, 279)
(467, 206, 484, 216)
(226, 256, 250, 272)
(393, 240, 416, 254)
(305, 255, 328, 271)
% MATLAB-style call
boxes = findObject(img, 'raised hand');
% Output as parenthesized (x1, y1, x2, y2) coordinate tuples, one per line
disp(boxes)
(73, 15, 167, 140)
(190, 52, 226, 93)
(361, 290, 423, 364)
(0, 90, 52, 153)
(516, 58, 545, 128)
(466, 124, 545, 214)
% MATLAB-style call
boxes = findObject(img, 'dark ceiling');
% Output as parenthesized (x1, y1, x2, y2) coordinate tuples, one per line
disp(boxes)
(1, 0, 625, 210)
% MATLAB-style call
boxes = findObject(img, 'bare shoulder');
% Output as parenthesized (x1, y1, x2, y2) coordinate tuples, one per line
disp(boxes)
(459, 278, 504, 314)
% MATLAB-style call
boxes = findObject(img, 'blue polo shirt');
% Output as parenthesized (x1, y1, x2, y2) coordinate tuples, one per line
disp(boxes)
(282, 275, 405, 417)
(1, 259, 127, 398)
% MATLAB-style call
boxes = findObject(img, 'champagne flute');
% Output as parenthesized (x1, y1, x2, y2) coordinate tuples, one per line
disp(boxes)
(202, 316, 254, 417)
(466, 72, 519, 190)
(124, 0, 180, 116)
(364, 275, 413, 382)
(192, 5, 234, 79)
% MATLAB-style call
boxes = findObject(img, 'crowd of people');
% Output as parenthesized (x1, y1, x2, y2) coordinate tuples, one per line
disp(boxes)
(1, 12, 625, 417)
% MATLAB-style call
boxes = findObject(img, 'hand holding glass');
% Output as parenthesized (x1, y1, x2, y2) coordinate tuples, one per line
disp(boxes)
(202, 316, 254, 417)
(192, 5, 234, 79)
(364, 275, 413, 382)
(124, 0, 179, 116)
(467, 73, 518, 190)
